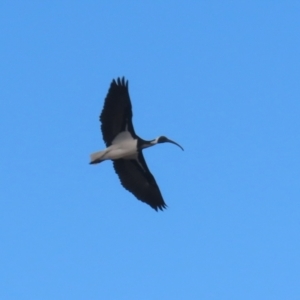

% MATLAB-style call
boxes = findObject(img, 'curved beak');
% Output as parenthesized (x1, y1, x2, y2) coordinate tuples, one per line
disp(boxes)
(166, 138, 184, 151)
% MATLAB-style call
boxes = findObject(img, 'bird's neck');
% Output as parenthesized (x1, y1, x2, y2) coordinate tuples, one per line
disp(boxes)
(137, 138, 156, 150)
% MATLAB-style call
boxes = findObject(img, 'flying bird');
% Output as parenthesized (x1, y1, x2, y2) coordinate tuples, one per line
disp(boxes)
(90, 77, 183, 211)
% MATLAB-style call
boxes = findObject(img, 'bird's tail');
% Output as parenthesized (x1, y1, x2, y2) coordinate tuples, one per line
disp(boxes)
(89, 150, 106, 164)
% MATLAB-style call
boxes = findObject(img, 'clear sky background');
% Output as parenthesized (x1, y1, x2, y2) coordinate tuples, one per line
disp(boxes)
(1, 1, 300, 299)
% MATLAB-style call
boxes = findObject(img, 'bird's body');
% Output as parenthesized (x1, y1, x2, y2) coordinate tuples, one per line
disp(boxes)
(90, 77, 183, 211)
(90, 131, 138, 162)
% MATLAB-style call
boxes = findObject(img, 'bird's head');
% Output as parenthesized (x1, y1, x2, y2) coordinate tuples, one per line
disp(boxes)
(154, 136, 184, 151)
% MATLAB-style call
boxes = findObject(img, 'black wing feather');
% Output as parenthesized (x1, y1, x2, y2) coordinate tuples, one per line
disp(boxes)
(100, 77, 137, 146)
(113, 152, 167, 211)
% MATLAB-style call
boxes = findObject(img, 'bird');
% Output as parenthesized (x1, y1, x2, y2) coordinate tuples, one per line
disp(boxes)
(90, 77, 183, 211)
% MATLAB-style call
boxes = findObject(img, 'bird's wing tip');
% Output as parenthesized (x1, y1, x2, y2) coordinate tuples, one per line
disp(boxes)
(154, 203, 168, 212)
(112, 77, 128, 87)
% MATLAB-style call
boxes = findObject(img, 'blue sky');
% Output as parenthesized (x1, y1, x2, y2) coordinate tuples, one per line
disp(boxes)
(1, 1, 300, 299)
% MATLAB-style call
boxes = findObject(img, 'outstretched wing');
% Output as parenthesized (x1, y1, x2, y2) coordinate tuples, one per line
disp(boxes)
(113, 152, 167, 211)
(100, 77, 137, 146)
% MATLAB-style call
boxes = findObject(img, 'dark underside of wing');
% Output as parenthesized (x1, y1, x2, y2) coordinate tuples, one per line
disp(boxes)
(113, 152, 167, 211)
(100, 77, 137, 146)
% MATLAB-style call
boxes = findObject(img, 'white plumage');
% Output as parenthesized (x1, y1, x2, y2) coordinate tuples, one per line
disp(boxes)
(90, 131, 137, 163)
